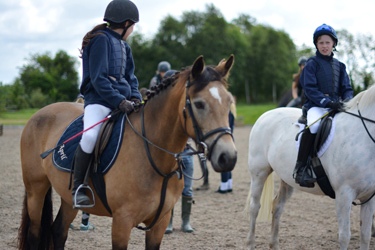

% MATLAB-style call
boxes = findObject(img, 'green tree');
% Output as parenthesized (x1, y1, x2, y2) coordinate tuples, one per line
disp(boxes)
(241, 24, 296, 103)
(0, 82, 7, 112)
(0, 80, 28, 110)
(19, 50, 79, 106)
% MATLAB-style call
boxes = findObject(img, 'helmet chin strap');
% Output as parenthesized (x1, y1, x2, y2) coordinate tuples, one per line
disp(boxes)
(120, 26, 129, 40)
(120, 22, 134, 40)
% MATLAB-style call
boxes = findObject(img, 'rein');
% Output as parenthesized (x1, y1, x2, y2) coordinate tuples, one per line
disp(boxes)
(126, 109, 182, 231)
(342, 102, 375, 144)
(127, 79, 233, 231)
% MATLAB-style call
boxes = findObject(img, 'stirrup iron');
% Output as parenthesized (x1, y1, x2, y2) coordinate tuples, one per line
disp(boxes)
(73, 184, 95, 209)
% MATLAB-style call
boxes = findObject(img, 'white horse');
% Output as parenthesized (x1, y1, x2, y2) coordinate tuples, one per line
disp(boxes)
(246, 85, 375, 250)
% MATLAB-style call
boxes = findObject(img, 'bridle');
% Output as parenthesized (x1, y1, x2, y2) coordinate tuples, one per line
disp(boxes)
(184, 78, 233, 161)
(128, 76, 233, 230)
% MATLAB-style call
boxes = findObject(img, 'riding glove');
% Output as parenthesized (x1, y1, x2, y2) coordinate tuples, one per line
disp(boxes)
(131, 98, 141, 105)
(119, 99, 134, 114)
(327, 101, 342, 111)
(131, 98, 142, 112)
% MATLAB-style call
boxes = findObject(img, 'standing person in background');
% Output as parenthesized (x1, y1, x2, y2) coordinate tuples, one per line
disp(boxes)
(293, 23, 353, 187)
(161, 70, 194, 234)
(70, 211, 95, 231)
(287, 56, 307, 108)
(216, 95, 236, 194)
(72, 0, 142, 208)
(149, 61, 171, 88)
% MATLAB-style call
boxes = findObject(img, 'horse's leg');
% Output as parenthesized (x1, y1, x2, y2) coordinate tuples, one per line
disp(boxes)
(24, 182, 53, 249)
(145, 213, 171, 250)
(51, 198, 79, 250)
(246, 168, 272, 250)
(335, 190, 355, 250)
(359, 201, 375, 250)
(111, 212, 132, 250)
(269, 180, 293, 250)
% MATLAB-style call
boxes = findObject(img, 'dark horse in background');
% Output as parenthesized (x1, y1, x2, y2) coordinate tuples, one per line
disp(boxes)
(18, 55, 237, 249)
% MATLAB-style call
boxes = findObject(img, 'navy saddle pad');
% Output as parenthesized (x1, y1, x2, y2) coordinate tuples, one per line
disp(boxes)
(52, 113, 126, 174)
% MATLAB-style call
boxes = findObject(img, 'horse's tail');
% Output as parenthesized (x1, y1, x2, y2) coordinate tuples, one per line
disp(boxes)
(18, 188, 53, 250)
(244, 173, 274, 222)
(258, 173, 274, 222)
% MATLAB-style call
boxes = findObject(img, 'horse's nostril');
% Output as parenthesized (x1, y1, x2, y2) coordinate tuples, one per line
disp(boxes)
(218, 152, 237, 170)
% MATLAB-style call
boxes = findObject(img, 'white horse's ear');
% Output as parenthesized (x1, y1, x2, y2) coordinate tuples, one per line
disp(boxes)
(216, 54, 234, 79)
(191, 55, 205, 80)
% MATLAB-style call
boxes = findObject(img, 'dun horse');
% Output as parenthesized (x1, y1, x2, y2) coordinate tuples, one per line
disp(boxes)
(246, 85, 375, 250)
(18, 55, 237, 249)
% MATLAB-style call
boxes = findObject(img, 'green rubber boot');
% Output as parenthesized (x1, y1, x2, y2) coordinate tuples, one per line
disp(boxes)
(181, 196, 194, 233)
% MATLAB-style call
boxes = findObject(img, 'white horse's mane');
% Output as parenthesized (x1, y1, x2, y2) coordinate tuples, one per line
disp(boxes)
(345, 84, 375, 110)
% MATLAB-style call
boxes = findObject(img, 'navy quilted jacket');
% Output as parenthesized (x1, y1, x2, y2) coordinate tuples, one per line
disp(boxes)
(300, 51, 353, 110)
(81, 28, 141, 109)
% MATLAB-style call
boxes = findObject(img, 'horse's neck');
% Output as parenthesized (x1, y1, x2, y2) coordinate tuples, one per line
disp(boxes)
(144, 85, 189, 157)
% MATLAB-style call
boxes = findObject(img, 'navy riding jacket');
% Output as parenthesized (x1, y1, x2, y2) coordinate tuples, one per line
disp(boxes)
(81, 28, 141, 109)
(300, 51, 353, 110)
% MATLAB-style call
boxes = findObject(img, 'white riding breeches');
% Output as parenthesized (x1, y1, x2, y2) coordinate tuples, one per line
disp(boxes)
(307, 106, 329, 134)
(80, 104, 111, 154)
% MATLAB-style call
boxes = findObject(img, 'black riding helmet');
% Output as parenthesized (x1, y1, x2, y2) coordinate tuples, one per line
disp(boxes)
(298, 56, 307, 66)
(104, 0, 139, 24)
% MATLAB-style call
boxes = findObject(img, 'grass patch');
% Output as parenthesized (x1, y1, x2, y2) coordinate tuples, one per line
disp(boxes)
(236, 103, 276, 126)
(0, 104, 277, 126)
(0, 109, 38, 125)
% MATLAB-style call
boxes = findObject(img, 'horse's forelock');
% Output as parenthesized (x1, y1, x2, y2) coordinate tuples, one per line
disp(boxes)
(190, 67, 228, 93)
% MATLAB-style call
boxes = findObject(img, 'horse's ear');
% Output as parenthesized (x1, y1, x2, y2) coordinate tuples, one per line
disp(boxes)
(216, 54, 235, 79)
(191, 55, 205, 80)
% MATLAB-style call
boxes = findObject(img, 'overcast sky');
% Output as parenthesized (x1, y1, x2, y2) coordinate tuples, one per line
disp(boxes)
(1, 0, 374, 84)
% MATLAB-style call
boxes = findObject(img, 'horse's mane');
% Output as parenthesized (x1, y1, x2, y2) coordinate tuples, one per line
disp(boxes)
(145, 69, 184, 101)
(145, 64, 229, 102)
(345, 84, 375, 110)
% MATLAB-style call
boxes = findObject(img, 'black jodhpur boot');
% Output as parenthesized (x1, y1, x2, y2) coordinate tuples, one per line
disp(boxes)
(72, 145, 92, 207)
(293, 129, 316, 187)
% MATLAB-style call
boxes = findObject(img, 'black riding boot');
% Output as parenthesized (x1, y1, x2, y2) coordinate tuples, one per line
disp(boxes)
(72, 145, 92, 207)
(298, 106, 307, 124)
(293, 129, 316, 187)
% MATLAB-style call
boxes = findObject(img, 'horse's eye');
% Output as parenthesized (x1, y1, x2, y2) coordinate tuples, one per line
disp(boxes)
(194, 101, 205, 110)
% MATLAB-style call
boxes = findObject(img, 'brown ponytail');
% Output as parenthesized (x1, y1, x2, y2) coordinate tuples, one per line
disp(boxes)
(79, 23, 108, 56)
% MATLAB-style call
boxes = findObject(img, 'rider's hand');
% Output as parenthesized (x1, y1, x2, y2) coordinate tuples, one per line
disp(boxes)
(327, 101, 342, 111)
(131, 98, 142, 112)
(131, 98, 141, 105)
(118, 99, 134, 114)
